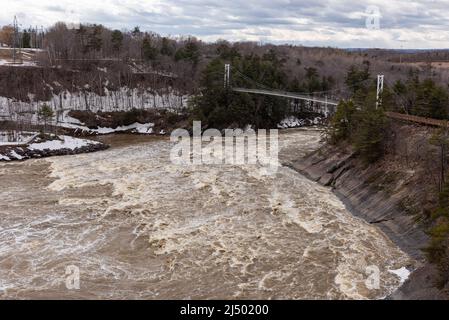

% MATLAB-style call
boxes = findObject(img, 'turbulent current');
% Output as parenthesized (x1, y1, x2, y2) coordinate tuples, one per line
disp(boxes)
(0, 129, 414, 299)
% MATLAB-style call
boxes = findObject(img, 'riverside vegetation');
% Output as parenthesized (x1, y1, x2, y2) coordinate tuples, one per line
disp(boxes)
(327, 66, 449, 292)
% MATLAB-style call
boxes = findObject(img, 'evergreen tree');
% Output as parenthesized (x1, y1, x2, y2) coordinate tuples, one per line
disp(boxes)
(22, 30, 31, 48)
(111, 30, 123, 54)
(160, 37, 174, 56)
(142, 36, 158, 61)
(38, 104, 54, 134)
(87, 25, 103, 54)
(414, 79, 449, 119)
(216, 42, 241, 60)
(328, 100, 357, 144)
(352, 108, 388, 163)
(345, 64, 370, 95)
(175, 39, 200, 65)
(192, 55, 288, 129)
(132, 26, 141, 37)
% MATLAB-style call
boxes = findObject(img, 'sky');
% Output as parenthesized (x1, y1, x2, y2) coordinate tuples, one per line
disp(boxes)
(1, 0, 449, 49)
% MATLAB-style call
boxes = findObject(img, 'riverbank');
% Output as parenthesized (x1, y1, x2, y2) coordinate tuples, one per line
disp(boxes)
(285, 124, 448, 299)
(0, 134, 109, 162)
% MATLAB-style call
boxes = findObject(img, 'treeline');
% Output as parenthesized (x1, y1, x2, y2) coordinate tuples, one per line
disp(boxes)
(191, 49, 337, 129)
(42, 23, 204, 73)
(391, 71, 449, 119)
(329, 63, 449, 162)
(8, 21, 448, 93)
(0, 25, 44, 49)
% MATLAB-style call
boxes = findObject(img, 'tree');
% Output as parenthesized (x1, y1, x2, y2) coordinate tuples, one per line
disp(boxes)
(345, 64, 370, 94)
(142, 36, 158, 61)
(430, 128, 449, 192)
(132, 26, 141, 37)
(328, 66, 389, 163)
(22, 30, 31, 48)
(87, 25, 103, 54)
(327, 100, 357, 144)
(160, 37, 174, 56)
(192, 55, 289, 129)
(0, 25, 14, 47)
(352, 108, 388, 163)
(304, 67, 321, 93)
(414, 79, 449, 119)
(111, 30, 123, 55)
(38, 104, 54, 133)
(216, 41, 240, 60)
(175, 39, 200, 65)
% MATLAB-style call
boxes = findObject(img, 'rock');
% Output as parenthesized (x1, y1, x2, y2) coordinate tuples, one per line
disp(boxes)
(0, 138, 110, 162)
(319, 173, 334, 186)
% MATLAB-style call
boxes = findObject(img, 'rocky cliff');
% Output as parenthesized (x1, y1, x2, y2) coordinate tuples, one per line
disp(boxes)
(285, 123, 448, 299)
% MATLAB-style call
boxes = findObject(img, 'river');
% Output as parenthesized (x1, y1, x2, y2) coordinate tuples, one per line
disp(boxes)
(0, 129, 413, 299)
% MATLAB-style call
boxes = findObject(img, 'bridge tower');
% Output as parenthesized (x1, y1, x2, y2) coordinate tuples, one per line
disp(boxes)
(224, 64, 231, 88)
(376, 74, 384, 109)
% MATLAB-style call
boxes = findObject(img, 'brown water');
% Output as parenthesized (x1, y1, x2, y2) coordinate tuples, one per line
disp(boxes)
(0, 129, 413, 299)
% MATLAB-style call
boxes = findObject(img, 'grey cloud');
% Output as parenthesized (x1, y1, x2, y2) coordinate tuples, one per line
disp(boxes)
(2, 0, 449, 48)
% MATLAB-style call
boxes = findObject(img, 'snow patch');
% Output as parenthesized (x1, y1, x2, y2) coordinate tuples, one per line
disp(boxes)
(388, 267, 411, 284)
(9, 150, 23, 160)
(28, 136, 100, 151)
(278, 116, 305, 129)
(277, 116, 323, 129)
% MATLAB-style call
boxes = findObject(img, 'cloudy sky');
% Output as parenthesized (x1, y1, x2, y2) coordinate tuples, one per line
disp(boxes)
(1, 0, 449, 49)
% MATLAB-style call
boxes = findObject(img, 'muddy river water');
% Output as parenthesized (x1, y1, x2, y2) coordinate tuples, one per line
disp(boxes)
(0, 129, 414, 299)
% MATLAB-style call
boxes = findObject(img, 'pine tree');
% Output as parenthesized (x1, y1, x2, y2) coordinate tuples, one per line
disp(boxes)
(160, 37, 174, 56)
(142, 37, 158, 61)
(22, 30, 31, 48)
(38, 104, 54, 134)
(328, 100, 357, 144)
(414, 79, 449, 119)
(111, 30, 123, 56)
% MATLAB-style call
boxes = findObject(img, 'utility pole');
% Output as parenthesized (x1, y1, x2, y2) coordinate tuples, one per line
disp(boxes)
(224, 63, 231, 109)
(13, 16, 18, 64)
(12, 16, 23, 64)
(376, 74, 384, 109)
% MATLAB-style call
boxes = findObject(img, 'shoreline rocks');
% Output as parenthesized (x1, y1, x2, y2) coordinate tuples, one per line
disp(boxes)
(0, 137, 109, 162)
(286, 143, 448, 300)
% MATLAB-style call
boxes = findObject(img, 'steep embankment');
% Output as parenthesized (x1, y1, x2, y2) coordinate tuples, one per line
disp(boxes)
(286, 123, 448, 299)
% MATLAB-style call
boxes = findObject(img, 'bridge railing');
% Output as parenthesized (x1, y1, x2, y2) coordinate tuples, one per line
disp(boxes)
(386, 112, 449, 128)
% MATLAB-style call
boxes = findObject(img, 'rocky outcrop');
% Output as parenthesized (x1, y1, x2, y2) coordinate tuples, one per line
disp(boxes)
(290, 144, 426, 259)
(0, 140, 109, 162)
(287, 143, 447, 299)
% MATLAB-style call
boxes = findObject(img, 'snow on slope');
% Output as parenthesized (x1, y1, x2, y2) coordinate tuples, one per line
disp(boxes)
(59, 121, 154, 135)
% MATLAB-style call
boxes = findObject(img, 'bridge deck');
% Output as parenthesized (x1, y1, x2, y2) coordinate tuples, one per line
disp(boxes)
(232, 87, 339, 106)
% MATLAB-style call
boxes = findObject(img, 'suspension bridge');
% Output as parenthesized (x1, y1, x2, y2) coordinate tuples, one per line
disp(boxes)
(223, 63, 385, 116)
